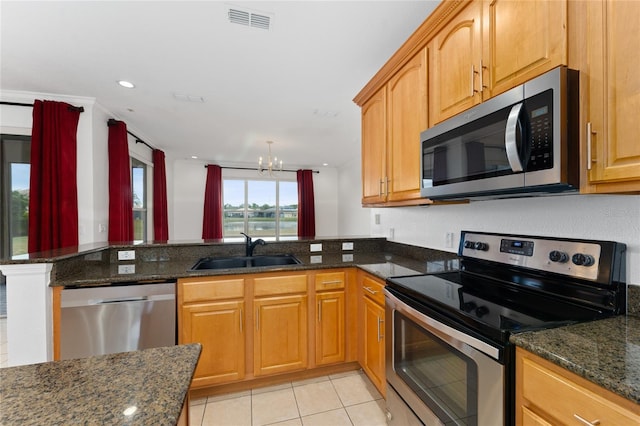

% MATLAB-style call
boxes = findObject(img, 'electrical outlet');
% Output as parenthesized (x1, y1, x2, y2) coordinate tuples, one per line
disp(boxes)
(445, 232, 455, 248)
(389, 228, 395, 239)
(374, 214, 381, 225)
(118, 264, 135, 274)
(342, 242, 354, 251)
(310, 255, 323, 264)
(118, 250, 135, 261)
(342, 254, 354, 262)
(310, 243, 323, 252)
(98, 223, 106, 233)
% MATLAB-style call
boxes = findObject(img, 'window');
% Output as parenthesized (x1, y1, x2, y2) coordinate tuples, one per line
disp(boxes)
(131, 157, 147, 242)
(1, 135, 31, 258)
(223, 178, 298, 239)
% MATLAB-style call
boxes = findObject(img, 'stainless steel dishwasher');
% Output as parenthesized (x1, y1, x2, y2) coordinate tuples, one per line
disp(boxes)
(60, 281, 176, 360)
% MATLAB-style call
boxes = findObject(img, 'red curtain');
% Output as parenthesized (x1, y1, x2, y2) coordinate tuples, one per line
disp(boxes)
(107, 120, 133, 243)
(28, 100, 81, 252)
(202, 165, 223, 239)
(297, 169, 316, 237)
(153, 149, 169, 241)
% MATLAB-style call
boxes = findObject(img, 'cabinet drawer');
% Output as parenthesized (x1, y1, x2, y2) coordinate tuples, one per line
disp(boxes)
(315, 271, 345, 291)
(521, 357, 640, 425)
(180, 277, 244, 303)
(254, 274, 307, 296)
(362, 275, 385, 306)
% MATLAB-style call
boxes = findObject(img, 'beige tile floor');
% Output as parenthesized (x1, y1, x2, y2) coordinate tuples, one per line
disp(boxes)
(189, 370, 388, 426)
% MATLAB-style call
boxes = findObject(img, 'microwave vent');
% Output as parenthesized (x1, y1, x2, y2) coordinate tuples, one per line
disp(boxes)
(227, 7, 272, 30)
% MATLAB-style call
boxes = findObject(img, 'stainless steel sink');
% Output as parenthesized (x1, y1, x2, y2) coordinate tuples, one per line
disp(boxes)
(189, 254, 302, 271)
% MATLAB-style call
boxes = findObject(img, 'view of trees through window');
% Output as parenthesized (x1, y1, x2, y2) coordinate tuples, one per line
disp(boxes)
(131, 157, 147, 242)
(1, 135, 31, 258)
(223, 179, 298, 238)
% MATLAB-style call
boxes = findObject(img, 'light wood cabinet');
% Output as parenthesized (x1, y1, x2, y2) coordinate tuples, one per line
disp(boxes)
(516, 347, 640, 425)
(360, 48, 428, 206)
(429, 0, 567, 125)
(358, 272, 386, 396)
(314, 271, 346, 366)
(176, 268, 356, 391)
(254, 294, 308, 376)
(178, 277, 246, 388)
(429, 1, 482, 125)
(581, 0, 640, 193)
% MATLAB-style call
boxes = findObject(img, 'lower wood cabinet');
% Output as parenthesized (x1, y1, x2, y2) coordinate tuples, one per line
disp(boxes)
(254, 294, 308, 376)
(358, 271, 386, 396)
(178, 277, 246, 388)
(314, 270, 347, 366)
(516, 347, 640, 425)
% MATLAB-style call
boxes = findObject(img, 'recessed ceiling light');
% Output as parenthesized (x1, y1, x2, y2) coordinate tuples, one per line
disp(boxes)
(117, 80, 135, 89)
(323, 163, 329, 166)
(191, 155, 198, 159)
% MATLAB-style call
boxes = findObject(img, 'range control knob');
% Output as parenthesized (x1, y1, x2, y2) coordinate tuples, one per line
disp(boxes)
(464, 241, 474, 249)
(549, 250, 569, 263)
(572, 253, 595, 267)
(474, 241, 489, 251)
(462, 302, 477, 313)
(475, 306, 490, 318)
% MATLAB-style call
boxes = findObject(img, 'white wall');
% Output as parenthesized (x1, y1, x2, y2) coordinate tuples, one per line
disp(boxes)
(171, 159, 340, 240)
(369, 194, 640, 286)
(337, 156, 371, 236)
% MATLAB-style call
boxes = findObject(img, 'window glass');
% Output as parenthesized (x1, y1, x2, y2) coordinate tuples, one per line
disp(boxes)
(131, 157, 147, 242)
(1, 135, 31, 258)
(223, 178, 297, 239)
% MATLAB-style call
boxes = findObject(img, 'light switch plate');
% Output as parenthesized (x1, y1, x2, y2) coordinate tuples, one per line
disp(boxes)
(118, 250, 136, 260)
(310, 243, 322, 252)
(342, 242, 354, 251)
(118, 264, 135, 274)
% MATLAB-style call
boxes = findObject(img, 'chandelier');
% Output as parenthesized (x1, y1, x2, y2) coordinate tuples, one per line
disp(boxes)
(258, 141, 283, 176)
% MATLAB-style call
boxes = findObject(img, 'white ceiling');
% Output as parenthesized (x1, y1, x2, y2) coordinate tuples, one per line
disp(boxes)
(1, 1, 439, 169)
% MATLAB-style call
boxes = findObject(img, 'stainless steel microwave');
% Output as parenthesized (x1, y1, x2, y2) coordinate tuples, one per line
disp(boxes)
(420, 66, 579, 200)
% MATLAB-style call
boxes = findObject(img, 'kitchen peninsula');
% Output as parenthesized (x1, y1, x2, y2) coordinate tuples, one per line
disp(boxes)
(0, 343, 201, 425)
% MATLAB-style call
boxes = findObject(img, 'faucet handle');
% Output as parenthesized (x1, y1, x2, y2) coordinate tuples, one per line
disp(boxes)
(240, 232, 250, 241)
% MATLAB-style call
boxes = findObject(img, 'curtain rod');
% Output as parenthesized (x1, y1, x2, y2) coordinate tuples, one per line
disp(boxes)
(205, 165, 319, 174)
(0, 100, 85, 113)
(107, 118, 155, 150)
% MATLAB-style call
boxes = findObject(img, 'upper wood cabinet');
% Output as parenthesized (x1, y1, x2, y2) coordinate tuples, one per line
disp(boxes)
(360, 48, 428, 206)
(429, 0, 567, 125)
(581, 0, 640, 193)
(429, 1, 483, 125)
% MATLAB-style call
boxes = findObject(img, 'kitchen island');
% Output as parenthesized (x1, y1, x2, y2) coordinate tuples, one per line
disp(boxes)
(0, 343, 201, 425)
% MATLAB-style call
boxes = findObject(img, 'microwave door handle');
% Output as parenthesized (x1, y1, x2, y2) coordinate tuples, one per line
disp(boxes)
(505, 102, 524, 172)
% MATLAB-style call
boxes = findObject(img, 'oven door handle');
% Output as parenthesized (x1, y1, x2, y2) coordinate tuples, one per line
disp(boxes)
(505, 102, 525, 173)
(385, 289, 501, 361)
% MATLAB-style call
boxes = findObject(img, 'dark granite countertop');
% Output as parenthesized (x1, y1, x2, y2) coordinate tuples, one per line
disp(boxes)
(0, 344, 202, 425)
(510, 316, 640, 405)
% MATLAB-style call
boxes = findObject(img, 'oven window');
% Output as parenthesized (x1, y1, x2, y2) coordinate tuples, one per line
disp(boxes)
(394, 311, 478, 425)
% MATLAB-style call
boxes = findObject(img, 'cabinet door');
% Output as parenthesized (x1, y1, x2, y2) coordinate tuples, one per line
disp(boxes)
(387, 47, 428, 202)
(316, 291, 345, 366)
(254, 295, 308, 376)
(586, 0, 640, 190)
(361, 87, 387, 204)
(429, 0, 482, 125)
(362, 296, 385, 395)
(180, 300, 245, 387)
(484, 0, 567, 98)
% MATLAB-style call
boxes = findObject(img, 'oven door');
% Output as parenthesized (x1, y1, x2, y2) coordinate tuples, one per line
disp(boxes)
(385, 289, 504, 426)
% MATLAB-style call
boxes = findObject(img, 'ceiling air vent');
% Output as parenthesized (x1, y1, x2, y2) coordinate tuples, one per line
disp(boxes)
(227, 6, 272, 30)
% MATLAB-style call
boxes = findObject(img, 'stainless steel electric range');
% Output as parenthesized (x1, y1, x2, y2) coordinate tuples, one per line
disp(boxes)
(384, 231, 626, 426)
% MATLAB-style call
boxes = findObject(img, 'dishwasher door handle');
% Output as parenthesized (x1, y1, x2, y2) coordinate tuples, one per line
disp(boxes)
(92, 296, 149, 304)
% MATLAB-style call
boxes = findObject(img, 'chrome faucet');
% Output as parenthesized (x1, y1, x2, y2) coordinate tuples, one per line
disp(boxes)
(241, 232, 266, 257)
